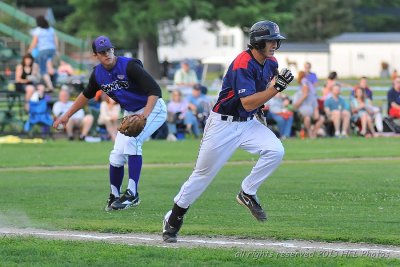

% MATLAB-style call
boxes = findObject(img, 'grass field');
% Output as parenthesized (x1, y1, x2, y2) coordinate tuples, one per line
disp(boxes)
(0, 137, 400, 266)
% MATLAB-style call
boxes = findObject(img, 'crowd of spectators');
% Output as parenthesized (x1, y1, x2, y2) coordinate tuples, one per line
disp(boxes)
(5, 14, 398, 141)
(264, 62, 400, 139)
(7, 47, 400, 141)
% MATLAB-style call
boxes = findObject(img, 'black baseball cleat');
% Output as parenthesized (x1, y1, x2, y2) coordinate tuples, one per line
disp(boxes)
(105, 193, 119, 211)
(111, 189, 140, 210)
(162, 211, 183, 243)
(236, 190, 267, 222)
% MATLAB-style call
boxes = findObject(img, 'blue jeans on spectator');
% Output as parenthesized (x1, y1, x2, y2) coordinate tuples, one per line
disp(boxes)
(185, 111, 200, 137)
(269, 112, 293, 138)
(38, 49, 55, 75)
(167, 122, 177, 135)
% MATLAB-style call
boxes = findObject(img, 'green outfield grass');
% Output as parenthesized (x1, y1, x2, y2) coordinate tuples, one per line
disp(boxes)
(0, 137, 399, 167)
(0, 237, 397, 267)
(0, 138, 399, 265)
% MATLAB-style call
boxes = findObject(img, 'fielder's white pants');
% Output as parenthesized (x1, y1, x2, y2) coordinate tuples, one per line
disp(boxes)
(174, 111, 284, 208)
(109, 99, 167, 167)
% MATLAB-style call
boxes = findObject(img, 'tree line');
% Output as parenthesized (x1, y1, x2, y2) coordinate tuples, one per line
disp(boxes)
(5, 0, 400, 77)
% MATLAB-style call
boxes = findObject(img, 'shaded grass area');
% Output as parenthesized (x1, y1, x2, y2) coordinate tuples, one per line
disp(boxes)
(0, 237, 398, 267)
(0, 137, 399, 167)
(1, 137, 399, 265)
(1, 159, 399, 245)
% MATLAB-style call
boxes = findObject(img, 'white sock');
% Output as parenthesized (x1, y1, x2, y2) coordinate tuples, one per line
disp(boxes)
(127, 179, 137, 195)
(110, 185, 120, 197)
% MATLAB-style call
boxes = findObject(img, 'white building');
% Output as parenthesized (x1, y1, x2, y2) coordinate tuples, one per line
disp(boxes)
(275, 43, 330, 79)
(159, 18, 400, 79)
(158, 17, 246, 62)
(328, 33, 400, 78)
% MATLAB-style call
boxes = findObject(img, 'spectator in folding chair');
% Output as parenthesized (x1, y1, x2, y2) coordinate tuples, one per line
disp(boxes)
(23, 84, 53, 136)
(350, 87, 378, 137)
(265, 92, 294, 139)
(293, 71, 325, 138)
(98, 94, 121, 141)
(52, 89, 94, 141)
(185, 84, 212, 137)
(388, 76, 400, 119)
(324, 83, 351, 138)
(166, 90, 190, 141)
(351, 77, 383, 133)
(14, 53, 40, 112)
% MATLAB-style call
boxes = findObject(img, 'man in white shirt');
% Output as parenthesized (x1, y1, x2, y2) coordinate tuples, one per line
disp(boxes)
(52, 89, 94, 140)
(173, 59, 198, 87)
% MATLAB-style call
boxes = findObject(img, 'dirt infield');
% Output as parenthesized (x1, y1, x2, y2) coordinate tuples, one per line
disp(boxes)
(1, 227, 399, 258)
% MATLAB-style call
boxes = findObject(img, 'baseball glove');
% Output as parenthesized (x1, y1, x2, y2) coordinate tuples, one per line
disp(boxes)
(118, 114, 147, 137)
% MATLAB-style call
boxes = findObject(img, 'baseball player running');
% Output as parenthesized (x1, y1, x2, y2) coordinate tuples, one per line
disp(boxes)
(53, 36, 167, 211)
(162, 20, 294, 243)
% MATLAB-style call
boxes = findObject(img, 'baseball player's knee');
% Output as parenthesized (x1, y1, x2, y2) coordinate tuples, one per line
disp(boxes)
(109, 152, 127, 167)
(261, 147, 285, 162)
(275, 148, 285, 161)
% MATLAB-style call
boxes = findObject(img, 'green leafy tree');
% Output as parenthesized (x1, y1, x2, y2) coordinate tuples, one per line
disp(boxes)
(286, 0, 358, 42)
(62, 0, 293, 78)
(15, 0, 74, 21)
(112, 0, 192, 78)
(354, 0, 400, 32)
(63, 0, 193, 78)
(190, 0, 293, 31)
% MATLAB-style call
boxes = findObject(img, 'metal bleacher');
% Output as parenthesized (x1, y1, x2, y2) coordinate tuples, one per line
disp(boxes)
(0, 2, 91, 136)
(0, 1, 89, 71)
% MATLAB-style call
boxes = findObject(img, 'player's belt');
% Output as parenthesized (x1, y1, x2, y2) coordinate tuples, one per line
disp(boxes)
(220, 115, 254, 122)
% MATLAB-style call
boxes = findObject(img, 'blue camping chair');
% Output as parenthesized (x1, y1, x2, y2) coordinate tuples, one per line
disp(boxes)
(24, 99, 53, 136)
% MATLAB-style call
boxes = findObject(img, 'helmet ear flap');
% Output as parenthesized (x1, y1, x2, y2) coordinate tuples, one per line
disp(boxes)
(276, 40, 281, 50)
(253, 41, 266, 50)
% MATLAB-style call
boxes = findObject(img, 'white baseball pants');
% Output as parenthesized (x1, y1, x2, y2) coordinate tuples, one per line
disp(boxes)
(174, 111, 284, 208)
(109, 99, 167, 166)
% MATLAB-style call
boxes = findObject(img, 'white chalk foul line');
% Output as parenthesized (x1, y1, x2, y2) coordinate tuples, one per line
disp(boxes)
(1, 228, 400, 258)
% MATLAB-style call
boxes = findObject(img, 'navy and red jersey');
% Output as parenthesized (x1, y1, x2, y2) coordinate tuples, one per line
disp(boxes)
(83, 56, 162, 112)
(213, 50, 278, 117)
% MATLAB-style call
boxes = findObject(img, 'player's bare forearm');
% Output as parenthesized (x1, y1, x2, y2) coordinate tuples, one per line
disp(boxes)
(241, 84, 278, 112)
(142, 95, 159, 118)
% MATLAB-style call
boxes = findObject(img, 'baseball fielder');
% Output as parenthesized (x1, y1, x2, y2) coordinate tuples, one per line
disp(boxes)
(162, 20, 294, 243)
(53, 36, 167, 211)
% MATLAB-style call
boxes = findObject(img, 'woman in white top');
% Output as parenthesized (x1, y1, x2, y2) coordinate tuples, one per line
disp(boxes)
(350, 87, 377, 137)
(28, 15, 58, 90)
(166, 90, 190, 140)
(293, 71, 325, 138)
(98, 94, 121, 141)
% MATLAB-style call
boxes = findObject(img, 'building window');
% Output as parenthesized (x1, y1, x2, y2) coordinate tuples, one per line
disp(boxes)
(217, 34, 235, 47)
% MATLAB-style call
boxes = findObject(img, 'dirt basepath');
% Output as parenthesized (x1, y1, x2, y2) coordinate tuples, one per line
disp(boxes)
(1, 227, 399, 258)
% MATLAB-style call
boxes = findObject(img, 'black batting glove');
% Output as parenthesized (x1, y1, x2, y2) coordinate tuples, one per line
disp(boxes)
(274, 68, 294, 92)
